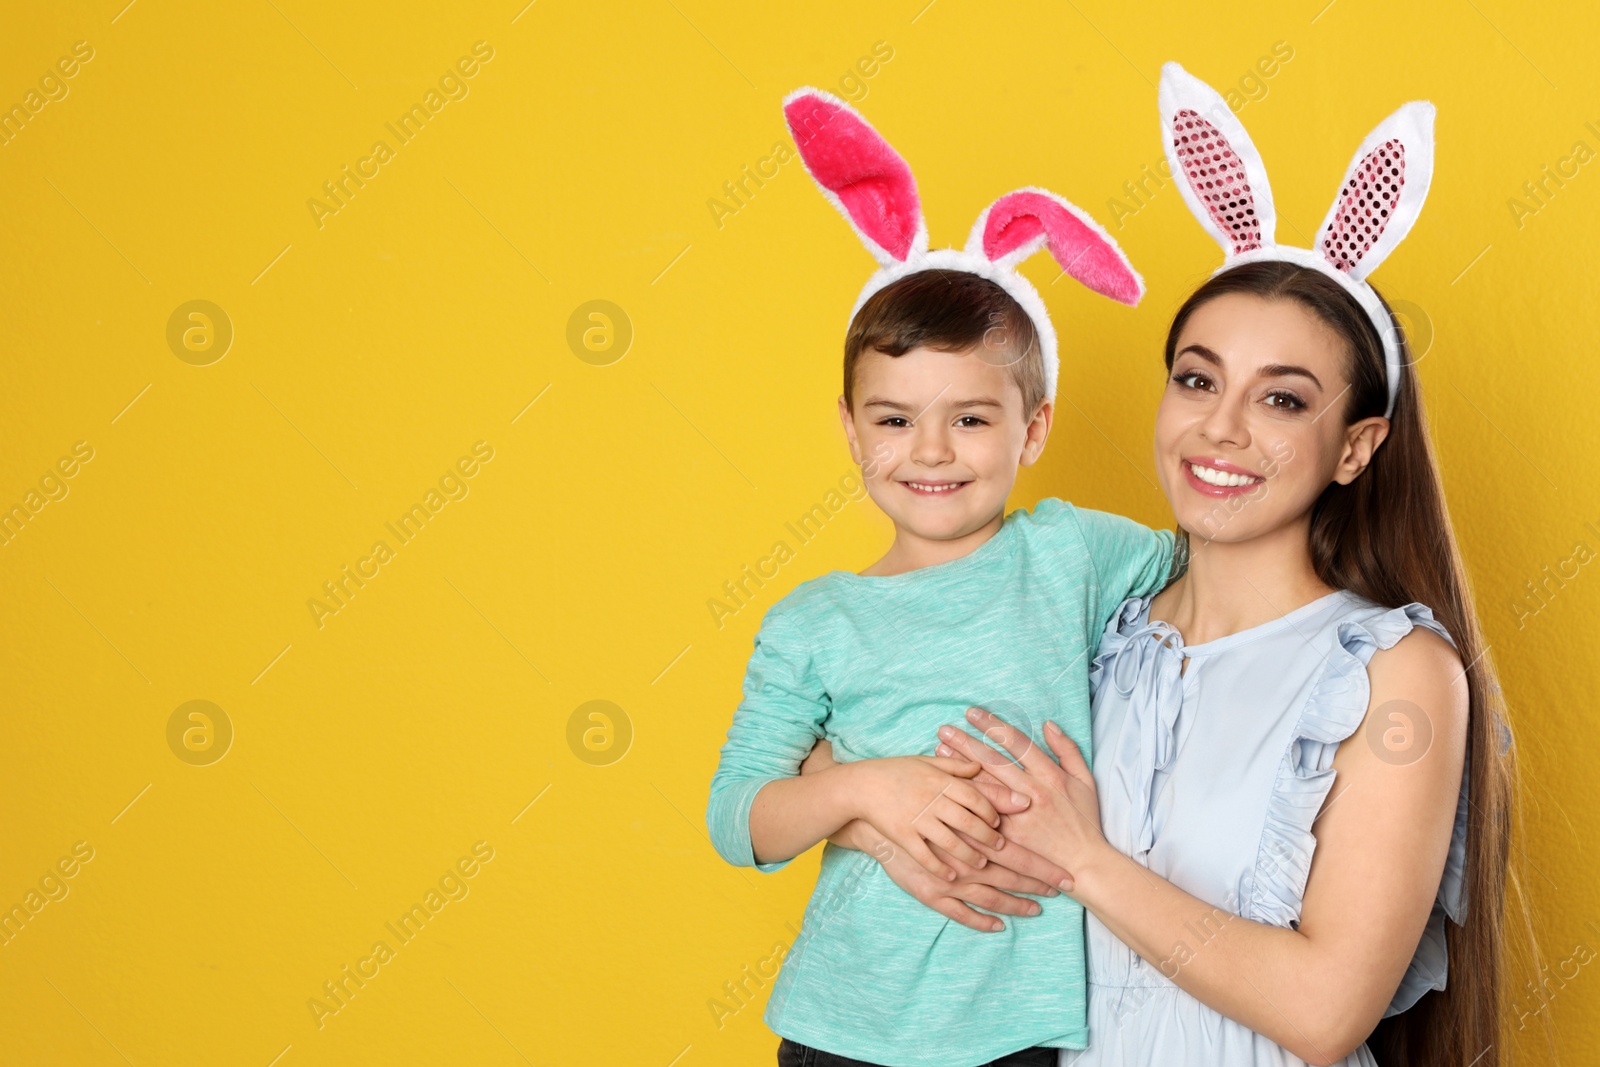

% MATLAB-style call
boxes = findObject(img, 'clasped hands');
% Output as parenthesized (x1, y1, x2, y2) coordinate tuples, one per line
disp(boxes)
(805, 707, 1110, 933)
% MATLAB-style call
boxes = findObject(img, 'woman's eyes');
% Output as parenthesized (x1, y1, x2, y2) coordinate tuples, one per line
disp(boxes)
(1263, 390, 1307, 411)
(1172, 371, 1307, 413)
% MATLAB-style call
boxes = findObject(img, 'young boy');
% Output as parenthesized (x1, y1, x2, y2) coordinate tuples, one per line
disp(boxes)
(707, 276, 1177, 1065)
(705, 90, 1176, 1066)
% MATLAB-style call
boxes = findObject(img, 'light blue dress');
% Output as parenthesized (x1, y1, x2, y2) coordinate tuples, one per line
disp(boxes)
(1060, 589, 1470, 1067)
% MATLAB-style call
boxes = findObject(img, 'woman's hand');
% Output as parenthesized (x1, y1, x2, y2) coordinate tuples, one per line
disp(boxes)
(935, 707, 1113, 891)
(831, 819, 1061, 933)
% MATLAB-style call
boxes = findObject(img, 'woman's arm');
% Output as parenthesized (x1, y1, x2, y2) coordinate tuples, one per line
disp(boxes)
(937, 628, 1467, 1065)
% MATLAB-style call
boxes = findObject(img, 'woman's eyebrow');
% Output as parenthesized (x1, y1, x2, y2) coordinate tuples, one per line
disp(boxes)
(1259, 364, 1324, 391)
(1177, 343, 1222, 366)
(1177, 345, 1323, 391)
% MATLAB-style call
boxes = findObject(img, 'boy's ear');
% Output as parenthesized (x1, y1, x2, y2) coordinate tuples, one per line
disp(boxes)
(1019, 399, 1054, 468)
(837, 395, 863, 464)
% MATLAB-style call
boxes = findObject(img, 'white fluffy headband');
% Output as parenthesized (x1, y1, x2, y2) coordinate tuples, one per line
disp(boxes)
(783, 87, 1144, 402)
(1158, 62, 1436, 418)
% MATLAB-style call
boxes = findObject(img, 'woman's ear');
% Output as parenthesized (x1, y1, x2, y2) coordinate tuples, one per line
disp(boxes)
(838, 394, 863, 465)
(1332, 415, 1390, 485)
(1019, 399, 1054, 467)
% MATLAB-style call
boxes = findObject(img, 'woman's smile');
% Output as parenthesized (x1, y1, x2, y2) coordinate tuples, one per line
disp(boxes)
(1181, 456, 1267, 498)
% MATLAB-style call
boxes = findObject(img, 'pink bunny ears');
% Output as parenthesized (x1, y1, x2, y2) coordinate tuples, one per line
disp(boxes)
(1159, 62, 1436, 417)
(783, 87, 1144, 401)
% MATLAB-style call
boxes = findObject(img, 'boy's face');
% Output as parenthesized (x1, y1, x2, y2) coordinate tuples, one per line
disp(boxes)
(838, 346, 1052, 543)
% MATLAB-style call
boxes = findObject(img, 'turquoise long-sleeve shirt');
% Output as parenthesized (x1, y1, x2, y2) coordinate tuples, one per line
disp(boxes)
(706, 499, 1175, 1066)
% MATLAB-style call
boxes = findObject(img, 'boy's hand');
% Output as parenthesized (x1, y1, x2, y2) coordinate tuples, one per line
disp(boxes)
(803, 737, 1029, 820)
(849, 754, 1016, 881)
(798, 738, 1028, 882)
(833, 819, 1061, 933)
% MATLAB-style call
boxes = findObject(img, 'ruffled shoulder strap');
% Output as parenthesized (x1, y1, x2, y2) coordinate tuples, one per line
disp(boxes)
(1245, 599, 1469, 1018)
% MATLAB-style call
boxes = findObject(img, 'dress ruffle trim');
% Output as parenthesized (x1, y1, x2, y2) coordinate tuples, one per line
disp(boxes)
(1245, 601, 1469, 1019)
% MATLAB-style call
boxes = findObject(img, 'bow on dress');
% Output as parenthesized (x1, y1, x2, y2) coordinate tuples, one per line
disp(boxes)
(1090, 604, 1189, 859)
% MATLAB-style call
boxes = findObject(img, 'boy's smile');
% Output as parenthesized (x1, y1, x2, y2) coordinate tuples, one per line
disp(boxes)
(839, 345, 1052, 575)
(901, 479, 969, 496)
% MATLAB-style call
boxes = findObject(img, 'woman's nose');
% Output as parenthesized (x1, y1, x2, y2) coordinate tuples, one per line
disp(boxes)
(1198, 395, 1250, 450)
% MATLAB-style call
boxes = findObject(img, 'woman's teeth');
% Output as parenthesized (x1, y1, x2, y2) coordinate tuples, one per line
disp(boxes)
(1187, 462, 1262, 488)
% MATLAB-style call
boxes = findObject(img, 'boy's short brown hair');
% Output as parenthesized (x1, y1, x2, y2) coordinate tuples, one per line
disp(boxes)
(843, 269, 1045, 415)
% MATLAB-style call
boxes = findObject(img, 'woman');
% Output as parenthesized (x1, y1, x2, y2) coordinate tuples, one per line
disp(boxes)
(801, 260, 1514, 1065)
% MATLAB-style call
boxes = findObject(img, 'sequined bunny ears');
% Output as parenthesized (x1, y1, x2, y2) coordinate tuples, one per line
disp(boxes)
(1159, 62, 1436, 417)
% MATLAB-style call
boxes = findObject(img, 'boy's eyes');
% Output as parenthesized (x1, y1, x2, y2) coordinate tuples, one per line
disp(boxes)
(873, 415, 990, 428)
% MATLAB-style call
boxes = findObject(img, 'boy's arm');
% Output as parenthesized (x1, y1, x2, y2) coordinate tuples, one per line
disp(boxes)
(1069, 505, 1181, 628)
(707, 611, 1006, 877)
(748, 752, 1005, 877)
(705, 609, 836, 873)
(705, 610, 995, 874)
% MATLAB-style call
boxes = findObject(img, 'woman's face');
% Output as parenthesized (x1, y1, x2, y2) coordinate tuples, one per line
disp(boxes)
(1153, 292, 1389, 545)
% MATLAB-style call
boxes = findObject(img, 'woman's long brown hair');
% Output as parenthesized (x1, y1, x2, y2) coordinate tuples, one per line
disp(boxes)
(1164, 262, 1525, 1065)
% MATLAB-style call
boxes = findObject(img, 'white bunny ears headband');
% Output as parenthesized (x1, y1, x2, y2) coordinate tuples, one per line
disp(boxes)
(1159, 62, 1436, 418)
(782, 88, 1144, 402)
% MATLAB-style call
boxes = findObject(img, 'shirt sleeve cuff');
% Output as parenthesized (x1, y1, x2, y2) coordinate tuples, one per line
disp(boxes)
(707, 776, 793, 873)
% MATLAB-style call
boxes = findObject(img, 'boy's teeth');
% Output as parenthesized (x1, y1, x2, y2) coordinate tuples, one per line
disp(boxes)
(1188, 462, 1261, 488)
(908, 481, 961, 492)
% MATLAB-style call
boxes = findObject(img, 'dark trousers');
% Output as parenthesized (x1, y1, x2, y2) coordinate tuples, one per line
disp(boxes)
(778, 1037, 1059, 1067)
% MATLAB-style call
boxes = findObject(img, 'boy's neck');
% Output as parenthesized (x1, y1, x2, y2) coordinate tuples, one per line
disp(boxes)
(859, 510, 1006, 577)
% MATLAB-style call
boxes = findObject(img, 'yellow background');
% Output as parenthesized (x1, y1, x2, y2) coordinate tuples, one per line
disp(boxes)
(1, 0, 1595, 1063)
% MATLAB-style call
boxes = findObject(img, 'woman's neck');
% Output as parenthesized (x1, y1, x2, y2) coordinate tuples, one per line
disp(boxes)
(1150, 513, 1338, 647)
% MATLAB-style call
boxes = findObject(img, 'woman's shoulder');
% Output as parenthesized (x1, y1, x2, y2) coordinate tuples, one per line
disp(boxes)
(1357, 604, 1468, 729)
(1325, 592, 1460, 661)
(1289, 594, 1467, 772)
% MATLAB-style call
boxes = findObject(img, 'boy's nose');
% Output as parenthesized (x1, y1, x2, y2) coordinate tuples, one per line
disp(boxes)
(909, 423, 955, 466)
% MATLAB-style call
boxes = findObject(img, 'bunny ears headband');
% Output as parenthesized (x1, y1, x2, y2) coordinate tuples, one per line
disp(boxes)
(1159, 62, 1436, 418)
(783, 88, 1144, 402)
